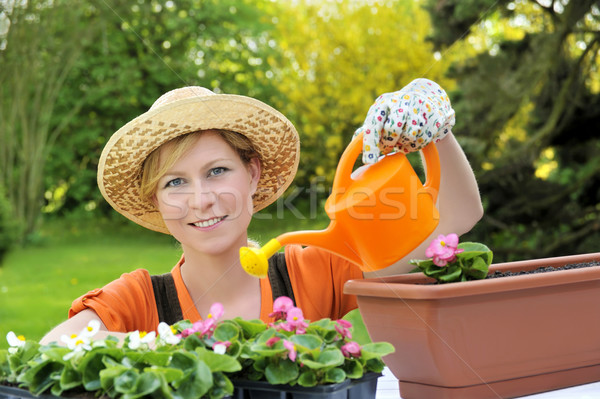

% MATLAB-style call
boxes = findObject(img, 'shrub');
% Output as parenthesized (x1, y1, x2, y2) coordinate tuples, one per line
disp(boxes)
(0, 185, 21, 264)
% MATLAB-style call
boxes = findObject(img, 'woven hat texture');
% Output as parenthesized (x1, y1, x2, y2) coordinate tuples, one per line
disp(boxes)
(98, 86, 300, 234)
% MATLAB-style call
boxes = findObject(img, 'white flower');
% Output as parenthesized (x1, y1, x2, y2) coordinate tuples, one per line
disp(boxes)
(213, 343, 227, 355)
(60, 319, 101, 360)
(81, 319, 100, 338)
(6, 331, 26, 354)
(128, 330, 156, 350)
(157, 322, 181, 346)
(61, 332, 92, 360)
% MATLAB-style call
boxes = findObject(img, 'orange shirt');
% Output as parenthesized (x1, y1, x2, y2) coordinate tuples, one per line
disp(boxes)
(69, 245, 363, 332)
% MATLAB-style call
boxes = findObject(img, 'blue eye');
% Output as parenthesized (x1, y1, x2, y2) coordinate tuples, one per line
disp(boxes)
(209, 167, 228, 177)
(165, 178, 183, 188)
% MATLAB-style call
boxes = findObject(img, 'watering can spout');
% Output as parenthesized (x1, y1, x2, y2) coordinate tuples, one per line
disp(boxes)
(240, 132, 442, 278)
(240, 226, 362, 278)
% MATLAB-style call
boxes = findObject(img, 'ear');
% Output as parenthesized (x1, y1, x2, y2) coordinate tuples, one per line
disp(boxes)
(247, 157, 261, 196)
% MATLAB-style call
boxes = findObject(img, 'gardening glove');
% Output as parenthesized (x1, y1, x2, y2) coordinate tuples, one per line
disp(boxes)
(354, 78, 455, 164)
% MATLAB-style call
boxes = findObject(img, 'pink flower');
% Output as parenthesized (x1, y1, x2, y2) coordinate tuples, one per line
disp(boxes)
(425, 233, 464, 267)
(283, 340, 297, 362)
(182, 302, 224, 338)
(203, 303, 224, 333)
(341, 341, 361, 358)
(335, 319, 352, 339)
(282, 307, 308, 334)
(268, 296, 294, 321)
(266, 336, 281, 347)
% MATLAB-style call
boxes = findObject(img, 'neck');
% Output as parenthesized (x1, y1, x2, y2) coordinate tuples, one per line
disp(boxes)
(179, 239, 261, 319)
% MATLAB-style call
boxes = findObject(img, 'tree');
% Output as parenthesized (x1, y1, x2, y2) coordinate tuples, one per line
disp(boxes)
(0, 0, 101, 240)
(1, 0, 283, 237)
(268, 0, 454, 189)
(425, 0, 600, 260)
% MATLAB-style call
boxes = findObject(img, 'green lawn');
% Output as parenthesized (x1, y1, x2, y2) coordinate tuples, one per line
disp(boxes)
(0, 207, 329, 348)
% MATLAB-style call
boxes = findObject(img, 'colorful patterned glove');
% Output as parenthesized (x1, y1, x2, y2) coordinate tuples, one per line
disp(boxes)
(354, 78, 455, 164)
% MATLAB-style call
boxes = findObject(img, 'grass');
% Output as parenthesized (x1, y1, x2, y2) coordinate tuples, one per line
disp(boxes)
(0, 205, 330, 348)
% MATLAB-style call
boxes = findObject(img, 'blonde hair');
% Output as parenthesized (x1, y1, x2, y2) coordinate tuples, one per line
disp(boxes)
(140, 130, 259, 202)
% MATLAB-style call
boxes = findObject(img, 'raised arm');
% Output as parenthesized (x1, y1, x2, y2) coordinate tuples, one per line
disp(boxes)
(353, 79, 483, 276)
(365, 130, 483, 276)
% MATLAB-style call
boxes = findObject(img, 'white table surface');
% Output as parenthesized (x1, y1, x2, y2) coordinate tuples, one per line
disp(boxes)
(375, 367, 600, 399)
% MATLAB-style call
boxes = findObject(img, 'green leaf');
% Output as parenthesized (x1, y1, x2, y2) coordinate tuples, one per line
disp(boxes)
(342, 309, 372, 345)
(122, 371, 162, 399)
(342, 359, 364, 379)
(232, 318, 267, 339)
(324, 367, 346, 384)
(143, 366, 184, 383)
(299, 348, 344, 369)
(194, 347, 241, 373)
(365, 358, 386, 373)
(213, 321, 240, 342)
(169, 351, 197, 373)
(438, 265, 463, 282)
(289, 334, 322, 351)
(265, 358, 298, 385)
(173, 361, 213, 399)
(297, 370, 317, 387)
(114, 368, 139, 394)
(361, 342, 395, 361)
(18, 358, 63, 395)
(126, 350, 171, 367)
(59, 365, 82, 391)
(99, 364, 129, 394)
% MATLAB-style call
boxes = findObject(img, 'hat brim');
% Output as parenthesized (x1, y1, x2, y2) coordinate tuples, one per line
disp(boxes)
(98, 94, 300, 234)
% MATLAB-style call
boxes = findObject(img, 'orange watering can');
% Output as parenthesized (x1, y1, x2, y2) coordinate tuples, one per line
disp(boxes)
(240, 133, 441, 277)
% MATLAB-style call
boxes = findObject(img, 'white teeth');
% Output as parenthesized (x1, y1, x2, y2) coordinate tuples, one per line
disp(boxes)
(192, 217, 224, 228)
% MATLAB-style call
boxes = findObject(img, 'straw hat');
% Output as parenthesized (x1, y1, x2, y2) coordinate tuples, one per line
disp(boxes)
(98, 86, 300, 234)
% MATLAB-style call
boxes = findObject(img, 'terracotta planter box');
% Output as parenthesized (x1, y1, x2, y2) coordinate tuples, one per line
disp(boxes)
(344, 252, 600, 399)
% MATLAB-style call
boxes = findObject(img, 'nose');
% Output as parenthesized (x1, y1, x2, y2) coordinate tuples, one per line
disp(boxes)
(188, 181, 216, 214)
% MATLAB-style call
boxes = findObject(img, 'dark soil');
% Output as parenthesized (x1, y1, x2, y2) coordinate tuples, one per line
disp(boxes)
(485, 261, 600, 279)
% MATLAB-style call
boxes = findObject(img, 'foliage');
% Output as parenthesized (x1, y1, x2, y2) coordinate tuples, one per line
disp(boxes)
(1, 0, 283, 233)
(410, 234, 493, 283)
(424, 0, 600, 261)
(0, 0, 101, 240)
(0, 298, 394, 397)
(0, 184, 21, 264)
(269, 0, 454, 188)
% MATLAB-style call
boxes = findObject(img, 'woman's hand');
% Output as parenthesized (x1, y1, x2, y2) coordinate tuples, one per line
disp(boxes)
(354, 78, 455, 164)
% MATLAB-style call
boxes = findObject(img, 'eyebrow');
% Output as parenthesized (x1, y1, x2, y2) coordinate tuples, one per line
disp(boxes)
(162, 158, 231, 177)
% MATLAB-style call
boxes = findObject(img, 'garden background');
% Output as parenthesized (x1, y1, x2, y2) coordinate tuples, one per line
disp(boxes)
(1, 0, 599, 346)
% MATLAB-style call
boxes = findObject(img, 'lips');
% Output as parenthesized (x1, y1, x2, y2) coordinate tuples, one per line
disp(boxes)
(190, 216, 226, 228)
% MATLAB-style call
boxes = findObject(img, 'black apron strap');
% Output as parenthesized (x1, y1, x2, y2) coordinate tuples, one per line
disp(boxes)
(151, 253, 296, 325)
(267, 252, 296, 306)
(150, 273, 183, 325)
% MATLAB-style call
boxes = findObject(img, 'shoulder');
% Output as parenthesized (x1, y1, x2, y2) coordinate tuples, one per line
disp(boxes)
(69, 269, 156, 332)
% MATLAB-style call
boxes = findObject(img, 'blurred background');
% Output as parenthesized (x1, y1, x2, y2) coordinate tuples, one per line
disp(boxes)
(0, 0, 599, 342)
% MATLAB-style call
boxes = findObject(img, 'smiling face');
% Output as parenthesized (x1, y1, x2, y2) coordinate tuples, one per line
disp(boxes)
(152, 130, 261, 257)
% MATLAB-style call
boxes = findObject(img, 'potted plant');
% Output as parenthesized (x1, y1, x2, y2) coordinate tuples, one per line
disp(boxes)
(344, 233, 600, 399)
(0, 298, 394, 399)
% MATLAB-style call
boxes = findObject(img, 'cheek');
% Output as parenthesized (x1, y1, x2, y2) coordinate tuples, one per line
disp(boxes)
(156, 190, 189, 218)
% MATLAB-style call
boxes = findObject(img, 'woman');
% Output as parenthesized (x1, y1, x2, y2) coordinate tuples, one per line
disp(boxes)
(41, 82, 482, 344)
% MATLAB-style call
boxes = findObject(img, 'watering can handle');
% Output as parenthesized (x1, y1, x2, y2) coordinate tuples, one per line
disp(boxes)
(421, 142, 441, 203)
(333, 133, 441, 203)
(332, 132, 364, 193)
